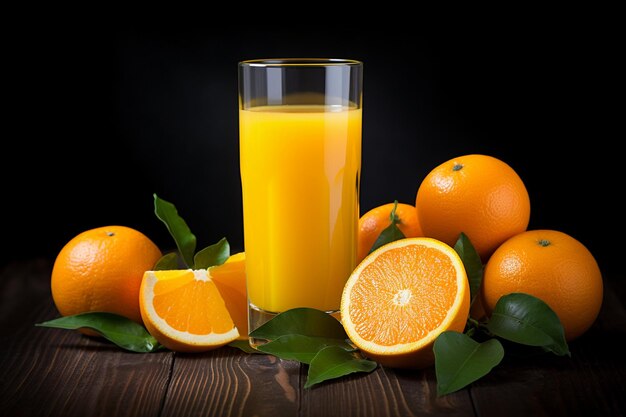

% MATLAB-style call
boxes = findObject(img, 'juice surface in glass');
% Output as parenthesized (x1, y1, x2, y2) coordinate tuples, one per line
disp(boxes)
(239, 104, 362, 313)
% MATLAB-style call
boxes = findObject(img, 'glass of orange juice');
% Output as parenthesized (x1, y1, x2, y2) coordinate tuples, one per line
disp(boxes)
(238, 59, 363, 345)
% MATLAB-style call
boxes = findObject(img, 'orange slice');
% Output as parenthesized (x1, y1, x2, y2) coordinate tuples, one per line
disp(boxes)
(340, 238, 470, 369)
(140, 269, 239, 352)
(209, 252, 248, 340)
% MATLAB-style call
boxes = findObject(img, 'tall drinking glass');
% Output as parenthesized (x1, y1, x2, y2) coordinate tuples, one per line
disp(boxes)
(238, 59, 363, 346)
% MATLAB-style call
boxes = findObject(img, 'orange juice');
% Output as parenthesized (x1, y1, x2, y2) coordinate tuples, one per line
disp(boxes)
(239, 105, 362, 313)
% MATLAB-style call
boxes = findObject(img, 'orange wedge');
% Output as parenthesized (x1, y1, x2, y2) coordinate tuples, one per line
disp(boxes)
(140, 269, 239, 352)
(341, 238, 470, 369)
(209, 252, 248, 340)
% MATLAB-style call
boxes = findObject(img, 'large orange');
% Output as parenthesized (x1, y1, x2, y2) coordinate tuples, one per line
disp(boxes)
(139, 269, 239, 352)
(482, 230, 603, 341)
(51, 226, 162, 324)
(415, 154, 530, 261)
(341, 238, 470, 369)
(357, 202, 423, 264)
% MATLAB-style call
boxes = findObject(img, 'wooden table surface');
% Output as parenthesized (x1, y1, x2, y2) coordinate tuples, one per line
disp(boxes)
(1, 259, 625, 417)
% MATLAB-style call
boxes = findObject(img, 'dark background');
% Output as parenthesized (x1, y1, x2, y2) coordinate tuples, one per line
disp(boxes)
(4, 20, 620, 275)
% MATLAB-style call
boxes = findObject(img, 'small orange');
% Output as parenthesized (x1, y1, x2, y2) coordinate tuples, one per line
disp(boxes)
(51, 226, 162, 324)
(209, 252, 248, 340)
(482, 230, 603, 341)
(341, 238, 470, 369)
(415, 154, 530, 261)
(139, 269, 240, 352)
(357, 202, 423, 264)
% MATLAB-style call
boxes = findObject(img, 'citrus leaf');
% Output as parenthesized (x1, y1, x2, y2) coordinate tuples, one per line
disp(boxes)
(368, 200, 406, 254)
(153, 193, 196, 269)
(305, 345, 377, 388)
(194, 237, 230, 269)
(36, 312, 162, 353)
(228, 340, 265, 354)
(453, 232, 483, 306)
(249, 308, 347, 341)
(486, 293, 570, 356)
(154, 252, 179, 270)
(256, 334, 354, 364)
(434, 331, 504, 396)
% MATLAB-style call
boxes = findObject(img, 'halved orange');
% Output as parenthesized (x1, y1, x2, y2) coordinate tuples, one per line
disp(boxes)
(341, 237, 470, 369)
(209, 252, 248, 340)
(140, 269, 239, 352)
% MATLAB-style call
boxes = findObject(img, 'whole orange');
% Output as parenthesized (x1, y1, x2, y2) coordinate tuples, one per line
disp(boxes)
(51, 226, 162, 324)
(482, 230, 603, 341)
(357, 202, 423, 264)
(415, 154, 530, 261)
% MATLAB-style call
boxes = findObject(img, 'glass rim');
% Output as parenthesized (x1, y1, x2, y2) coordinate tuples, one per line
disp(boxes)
(239, 58, 362, 67)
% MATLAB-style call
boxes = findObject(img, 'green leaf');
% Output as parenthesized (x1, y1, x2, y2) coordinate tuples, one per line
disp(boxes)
(194, 237, 230, 269)
(486, 293, 570, 356)
(434, 331, 504, 396)
(369, 200, 406, 254)
(246, 309, 374, 388)
(36, 312, 162, 353)
(249, 308, 347, 341)
(154, 252, 179, 270)
(305, 346, 377, 388)
(153, 193, 196, 269)
(453, 232, 484, 306)
(228, 340, 265, 354)
(257, 334, 354, 364)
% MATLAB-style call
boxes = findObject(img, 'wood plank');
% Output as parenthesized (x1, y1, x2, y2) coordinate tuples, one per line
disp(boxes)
(300, 364, 475, 417)
(0, 259, 53, 335)
(160, 348, 301, 417)
(469, 277, 626, 416)
(163, 348, 476, 417)
(0, 261, 174, 417)
(2, 260, 625, 417)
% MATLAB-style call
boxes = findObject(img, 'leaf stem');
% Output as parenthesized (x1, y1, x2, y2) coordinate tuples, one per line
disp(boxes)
(389, 200, 399, 224)
(466, 317, 494, 337)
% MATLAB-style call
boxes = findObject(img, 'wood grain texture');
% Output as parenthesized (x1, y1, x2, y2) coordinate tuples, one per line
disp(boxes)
(161, 349, 300, 417)
(300, 365, 474, 417)
(0, 260, 174, 417)
(0, 259, 52, 336)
